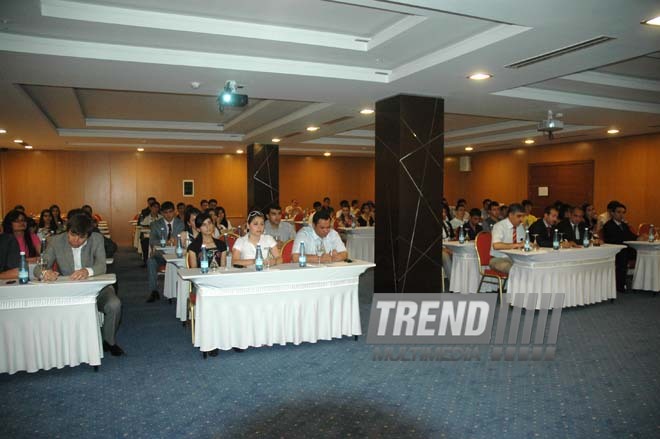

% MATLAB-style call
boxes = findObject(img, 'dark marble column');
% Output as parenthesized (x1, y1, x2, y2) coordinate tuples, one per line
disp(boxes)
(246, 143, 279, 213)
(374, 94, 444, 294)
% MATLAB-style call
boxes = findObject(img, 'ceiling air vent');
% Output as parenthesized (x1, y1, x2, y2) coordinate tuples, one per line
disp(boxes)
(505, 36, 615, 69)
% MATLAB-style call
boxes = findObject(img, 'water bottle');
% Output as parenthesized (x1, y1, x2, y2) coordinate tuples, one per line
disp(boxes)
(237, 225, 242, 237)
(175, 234, 184, 257)
(649, 224, 655, 243)
(40, 237, 47, 254)
(351, 214, 357, 229)
(552, 229, 560, 250)
(458, 225, 465, 244)
(159, 227, 166, 247)
(298, 242, 307, 267)
(18, 252, 29, 284)
(583, 227, 590, 248)
(255, 245, 264, 271)
(523, 229, 531, 252)
(200, 244, 209, 273)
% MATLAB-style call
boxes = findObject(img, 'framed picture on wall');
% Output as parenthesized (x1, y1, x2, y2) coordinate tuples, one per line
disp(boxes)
(183, 180, 194, 197)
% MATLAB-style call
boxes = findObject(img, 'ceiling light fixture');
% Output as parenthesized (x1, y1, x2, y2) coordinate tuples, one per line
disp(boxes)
(642, 16, 660, 26)
(236, 149, 244, 154)
(607, 128, 620, 134)
(137, 147, 145, 152)
(323, 152, 331, 157)
(13, 139, 23, 143)
(306, 126, 319, 132)
(0, 129, 6, 134)
(24, 145, 33, 150)
(524, 139, 535, 145)
(360, 108, 374, 115)
(271, 138, 281, 143)
(464, 146, 474, 151)
(468, 72, 492, 80)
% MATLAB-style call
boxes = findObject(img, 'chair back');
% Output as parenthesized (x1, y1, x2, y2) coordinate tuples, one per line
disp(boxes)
(474, 231, 492, 275)
(638, 223, 650, 236)
(220, 233, 239, 251)
(281, 239, 294, 263)
(293, 213, 305, 231)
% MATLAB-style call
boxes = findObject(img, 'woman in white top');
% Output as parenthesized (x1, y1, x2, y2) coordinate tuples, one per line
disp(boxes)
(232, 210, 282, 267)
(215, 206, 233, 233)
(450, 204, 468, 231)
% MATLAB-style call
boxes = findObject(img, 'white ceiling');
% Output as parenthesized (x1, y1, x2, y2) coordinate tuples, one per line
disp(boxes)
(0, 0, 659, 156)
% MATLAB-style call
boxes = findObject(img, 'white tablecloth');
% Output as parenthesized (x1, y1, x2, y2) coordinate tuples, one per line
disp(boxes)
(163, 254, 190, 321)
(0, 274, 116, 374)
(179, 261, 374, 351)
(443, 241, 497, 294)
(625, 241, 660, 292)
(341, 227, 374, 263)
(502, 245, 625, 308)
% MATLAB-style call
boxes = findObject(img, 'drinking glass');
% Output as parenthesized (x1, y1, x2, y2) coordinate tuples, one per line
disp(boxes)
(264, 247, 272, 269)
(532, 234, 539, 250)
(316, 241, 325, 265)
(38, 255, 48, 281)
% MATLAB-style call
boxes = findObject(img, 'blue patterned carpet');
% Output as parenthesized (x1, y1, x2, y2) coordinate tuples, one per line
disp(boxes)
(1, 248, 659, 438)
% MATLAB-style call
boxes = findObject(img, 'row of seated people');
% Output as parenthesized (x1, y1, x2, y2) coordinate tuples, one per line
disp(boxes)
(441, 200, 649, 294)
(0, 209, 123, 357)
(284, 197, 376, 227)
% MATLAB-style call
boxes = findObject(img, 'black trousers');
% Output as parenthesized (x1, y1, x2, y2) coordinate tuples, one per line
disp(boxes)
(614, 247, 635, 292)
(140, 237, 150, 263)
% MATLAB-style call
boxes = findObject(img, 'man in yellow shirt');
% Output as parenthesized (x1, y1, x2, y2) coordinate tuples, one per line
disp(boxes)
(522, 199, 537, 228)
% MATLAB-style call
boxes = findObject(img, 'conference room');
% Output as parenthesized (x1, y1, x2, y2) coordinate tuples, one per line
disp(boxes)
(1, 1, 659, 438)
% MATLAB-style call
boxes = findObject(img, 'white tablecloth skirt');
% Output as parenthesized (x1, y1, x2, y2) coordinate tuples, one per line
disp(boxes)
(632, 250, 660, 292)
(164, 260, 190, 321)
(450, 254, 498, 294)
(195, 280, 361, 351)
(347, 235, 374, 263)
(508, 257, 617, 308)
(0, 299, 102, 374)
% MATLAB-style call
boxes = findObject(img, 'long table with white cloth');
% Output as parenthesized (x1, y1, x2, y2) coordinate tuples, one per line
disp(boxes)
(0, 274, 117, 374)
(179, 261, 374, 352)
(624, 241, 660, 292)
(501, 244, 625, 308)
(443, 241, 497, 294)
(163, 253, 190, 321)
(340, 227, 374, 263)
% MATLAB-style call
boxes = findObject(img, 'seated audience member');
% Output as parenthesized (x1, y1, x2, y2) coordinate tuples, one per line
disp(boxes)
(337, 200, 357, 228)
(13, 205, 26, 213)
(557, 203, 572, 221)
(138, 197, 157, 222)
(367, 200, 376, 221)
(462, 208, 483, 240)
(351, 199, 360, 217)
(489, 203, 526, 273)
(81, 204, 103, 222)
(292, 210, 347, 263)
(35, 213, 123, 356)
(557, 206, 588, 246)
(215, 206, 233, 232)
(440, 205, 453, 281)
(450, 204, 467, 230)
(186, 212, 227, 270)
(285, 199, 303, 218)
(2, 210, 41, 262)
(0, 232, 20, 279)
(582, 203, 598, 232)
(264, 204, 296, 244)
(50, 204, 65, 229)
(322, 197, 335, 216)
(481, 198, 491, 220)
(597, 200, 620, 235)
(205, 208, 219, 237)
(139, 201, 162, 266)
(357, 203, 375, 227)
(499, 204, 509, 220)
(482, 201, 500, 232)
(181, 207, 201, 247)
(200, 199, 209, 211)
(232, 210, 281, 266)
(146, 201, 185, 303)
(522, 200, 537, 228)
(176, 202, 186, 223)
(208, 199, 218, 210)
(38, 209, 58, 238)
(308, 201, 323, 223)
(603, 203, 643, 293)
(528, 206, 560, 248)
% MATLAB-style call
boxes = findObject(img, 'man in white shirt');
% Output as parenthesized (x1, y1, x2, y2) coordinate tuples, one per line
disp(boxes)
(292, 210, 347, 263)
(489, 203, 526, 273)
(264, 204, 296, 243)
(285, 199, 303, 218)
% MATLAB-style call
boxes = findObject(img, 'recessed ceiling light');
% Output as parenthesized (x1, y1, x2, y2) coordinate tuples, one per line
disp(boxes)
(607, 128, 620, 134)
(468, 72, 492, 80)
(0, 129, 6, 134)
(642, 16, 660, 26)
(464, 146, 474, 151)
(306, 126, 319, 132)
(323, 152, 331, 157)
(13, 139, 23, 143)
(271, 138, 281, 143)
(360, 108, 374, 115)
(24, 145, 33, 149)
(236, 149, 244, 154)
(524, 139, 535, 145)
(137, 147, 145, 152)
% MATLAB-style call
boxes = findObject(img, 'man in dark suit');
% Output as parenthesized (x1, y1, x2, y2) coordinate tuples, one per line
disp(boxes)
(603, 203, 641, 292)
(462, 208, 483, 240)
(138, 197, 157, 222)
(528, 206, 560, 248)
(557, 206, 589, 245)
(35, 213, 124, 356)
(146, 201, 185, 302)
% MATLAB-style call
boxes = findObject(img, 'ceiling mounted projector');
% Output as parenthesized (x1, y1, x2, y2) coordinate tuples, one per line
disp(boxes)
(218, 80, 248, 112)
(537, 110, 564, 140)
